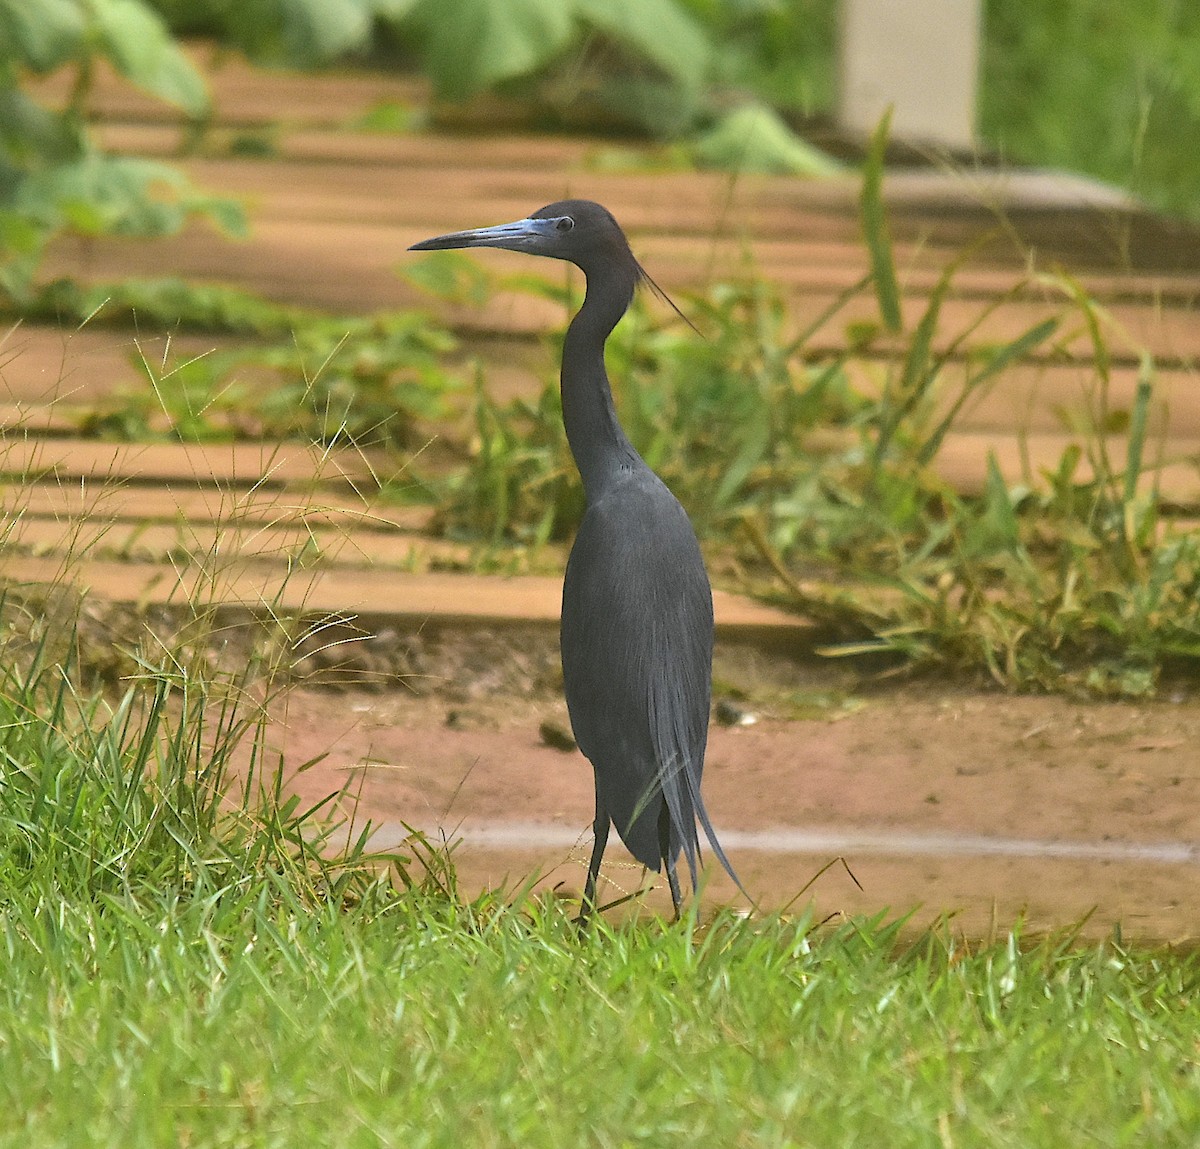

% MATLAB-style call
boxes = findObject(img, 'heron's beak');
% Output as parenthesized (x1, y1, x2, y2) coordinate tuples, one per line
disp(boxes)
(409, 217, 559, 253)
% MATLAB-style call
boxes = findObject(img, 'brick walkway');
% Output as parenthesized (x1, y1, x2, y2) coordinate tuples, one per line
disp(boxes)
(5, 51, 1200, 628)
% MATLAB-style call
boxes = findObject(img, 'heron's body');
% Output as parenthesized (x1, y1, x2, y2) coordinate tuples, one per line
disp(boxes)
(562, 468, 713, 885)
(410, 200, 742, 916)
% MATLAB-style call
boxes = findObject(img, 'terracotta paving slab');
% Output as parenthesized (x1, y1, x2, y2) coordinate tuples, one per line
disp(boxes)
(0, 481, 426, 531)
(0, 437, 385, 486)
(1, 555, 810, 641)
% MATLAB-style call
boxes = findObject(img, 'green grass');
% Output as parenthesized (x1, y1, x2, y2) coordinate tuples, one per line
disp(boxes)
(8, 898, 1200, 1147)
(14, 277, 460, 449)
(0, 593, 1199, 1146)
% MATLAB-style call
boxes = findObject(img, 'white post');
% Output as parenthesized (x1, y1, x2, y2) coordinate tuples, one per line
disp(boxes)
(838, 0, 982, 150)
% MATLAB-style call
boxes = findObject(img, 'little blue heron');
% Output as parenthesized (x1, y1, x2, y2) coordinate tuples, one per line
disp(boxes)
(410, 200, 745, 919)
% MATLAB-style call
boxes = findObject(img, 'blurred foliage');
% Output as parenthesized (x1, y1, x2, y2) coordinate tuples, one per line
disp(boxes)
(139, 0, 1200, 218)
(0, 0, 244, 300)
(146, 0, 418, 68)
(5, 0, 1200, 296)
(691, 104, 845, 175)
(981, 0, 1200, 220)
(143, 0, 835, 152)
(679, 0, 838, 117)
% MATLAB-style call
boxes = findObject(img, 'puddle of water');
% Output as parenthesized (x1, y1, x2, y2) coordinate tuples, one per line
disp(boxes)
(372, 822, 1198, 866)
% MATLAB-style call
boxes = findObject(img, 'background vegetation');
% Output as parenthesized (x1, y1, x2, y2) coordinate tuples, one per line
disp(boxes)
(141, 0, 1200, 219)
(0, 0, 244, 299)
(5, 0, 1200, 283)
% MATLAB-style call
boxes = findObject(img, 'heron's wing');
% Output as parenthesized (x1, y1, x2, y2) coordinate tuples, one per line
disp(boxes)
(561, 474, 713, 875)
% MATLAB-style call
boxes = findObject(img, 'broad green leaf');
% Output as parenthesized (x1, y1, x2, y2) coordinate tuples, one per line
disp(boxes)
(18, 154, 179, 236)
(412, 0, 576, 100)
(371, 0, 423, 19)
(16, 154, 241, 239)
(575, 0, 709, 92)
(353, 99, 423, 133)
(198, 195, 249, 238)
(691, 104, 844, 175)
(218, 0, 373, 64)
(91, 0, 209, 116)
(0, 207, 45, 257)
(0, 0, 85, 71)
(861, 108, 901, 333)
(591, 75, 699, 137)
(280, 0, 373, 63)
(0, 88, 83, 169)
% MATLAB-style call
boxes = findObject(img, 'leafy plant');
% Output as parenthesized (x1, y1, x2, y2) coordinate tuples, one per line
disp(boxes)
(436, 363, 583, 546)
(747, 139, 1200, 694)
(17, 274, 314, 334)
(0, 0, 245, 300)
(679, 0, 837, 118)
(1, 272, 461, 448)
(89, 305, 460, 448)
(131, 0, 1200, 217)
(144, 0, 832, 151)
(690, 103, 845, 175)
(147, 0, 415, 67)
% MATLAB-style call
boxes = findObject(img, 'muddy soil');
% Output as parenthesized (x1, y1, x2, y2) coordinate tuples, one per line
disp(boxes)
(264, 666, 1200, 944)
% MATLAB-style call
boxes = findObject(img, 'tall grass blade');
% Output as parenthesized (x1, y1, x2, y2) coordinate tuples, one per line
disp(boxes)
(861, 109, 902, 334)
(784, 272, 873, 354)
(872, 263, 954, 470)
(916, 317, 1058, 467)
(1123, 353, 1154, 507)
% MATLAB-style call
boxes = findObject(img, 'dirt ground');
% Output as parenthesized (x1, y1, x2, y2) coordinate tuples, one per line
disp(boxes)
(265, 660, 1200, 945)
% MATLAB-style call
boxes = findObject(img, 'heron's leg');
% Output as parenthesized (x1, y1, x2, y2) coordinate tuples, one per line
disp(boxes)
(665, 862, 683, 921)
(657, 802, 683, 920)
(579, 784, 610, 927)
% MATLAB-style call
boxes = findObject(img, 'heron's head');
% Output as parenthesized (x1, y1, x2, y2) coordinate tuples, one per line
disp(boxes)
(409, 199, 639, 282)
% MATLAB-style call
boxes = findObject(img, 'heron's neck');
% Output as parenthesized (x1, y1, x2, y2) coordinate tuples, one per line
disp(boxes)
(561, 274, 640, 502)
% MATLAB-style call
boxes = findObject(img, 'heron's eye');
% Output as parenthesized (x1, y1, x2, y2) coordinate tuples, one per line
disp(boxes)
(556, 216, 575, 232)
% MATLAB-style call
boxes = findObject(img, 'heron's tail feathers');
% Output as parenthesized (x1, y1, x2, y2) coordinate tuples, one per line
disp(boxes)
(650, 752, 753, 907)
(686, 771, 753, 905)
